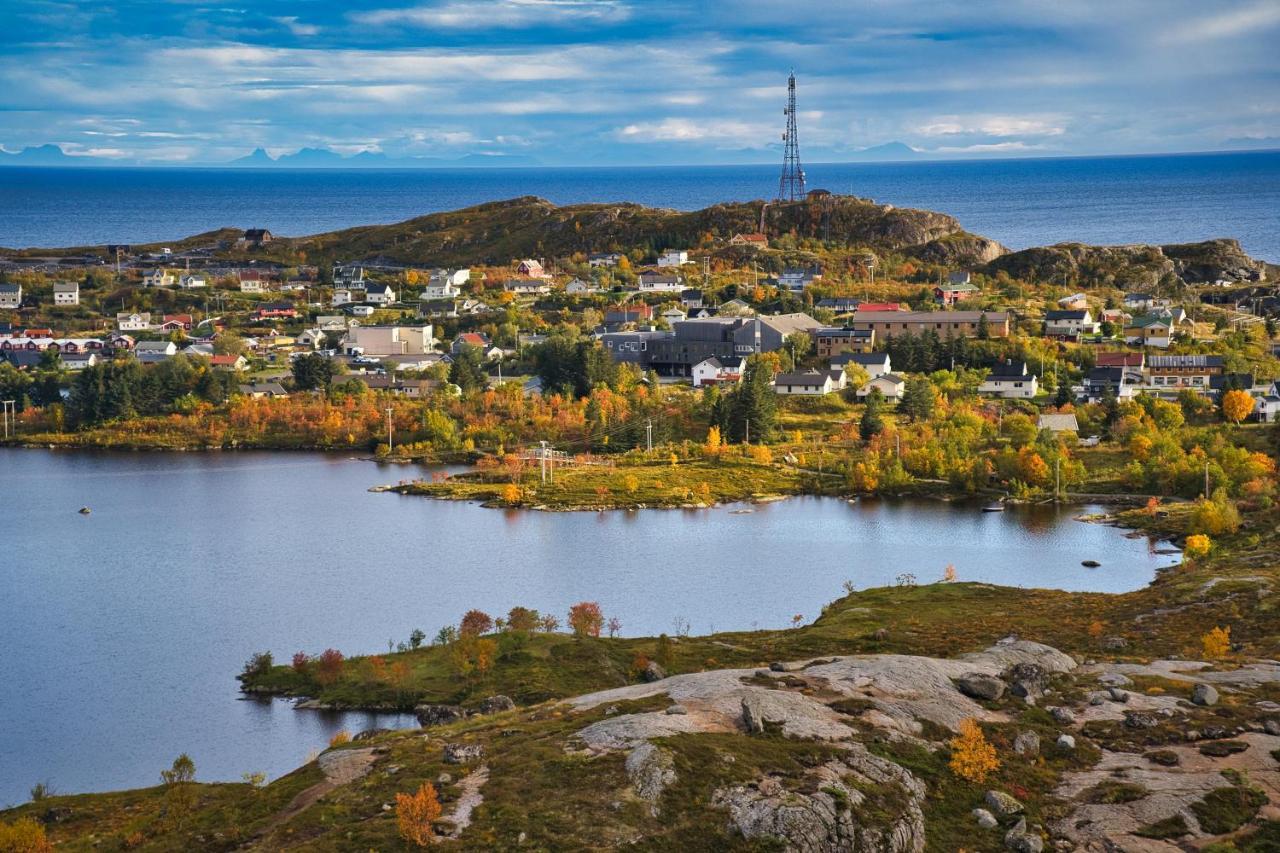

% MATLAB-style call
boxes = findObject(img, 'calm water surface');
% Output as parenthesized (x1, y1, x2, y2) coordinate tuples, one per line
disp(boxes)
(0, 449, 1179, 803)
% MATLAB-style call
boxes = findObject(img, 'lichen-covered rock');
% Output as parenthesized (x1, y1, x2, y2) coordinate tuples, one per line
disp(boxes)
(973, 808, 998, 829)
(476, 695, 515, 715)
(625, 743, 676, 811)
(714, 747, 926, 853)
(1048, 706, 1076, 726)
(641, 661, 667, 682)
(416, 704, 466, 727)
(1056, 734, 1076, 750)
(442, 743, 485, 764)
(1003, 818, 1044, 853)
(1191, 683, 1219, 707)
(1123, 711, 1159, 729)
(1013, 731, 1040, 757)
(1003, 663, 1049, 701)
(955, 673, 1005, 701)
(985, 790, 1025, 819)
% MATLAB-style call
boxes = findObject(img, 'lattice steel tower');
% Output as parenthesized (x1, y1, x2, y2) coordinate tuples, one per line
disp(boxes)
(777, 71, 806, 201)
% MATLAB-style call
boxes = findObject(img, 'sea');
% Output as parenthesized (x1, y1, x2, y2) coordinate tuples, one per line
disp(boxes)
(1, 150, 1277, 261)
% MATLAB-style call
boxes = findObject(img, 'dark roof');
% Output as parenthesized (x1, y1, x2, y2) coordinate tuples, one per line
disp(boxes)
(1148, 354, 1224, 368)
(987, 359, 1030, 379)
(1045, 310, 1088, 321)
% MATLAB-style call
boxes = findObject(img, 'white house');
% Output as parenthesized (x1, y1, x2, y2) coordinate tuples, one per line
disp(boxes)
(0, 283, 20, 309)
(116, 312, 152, 331)
(832, 351, 891, 379)
(421, 269, 469, 299)
(637, 273, 684, 293)
(296, 328, 328, 349)
(656, 250, 689, 267)
(1044, 309, 1098, 339)
(332, 287, 363, 306)
(857, 373, 906, 401)
(238, 271, 266, 293)
(366, 282, 397, 305)
(52, 281, 80, 306)
(691, 356, 746, 388)
(979, 360, 1039, 398)
(348, 305, 375, 318)
(774, 370, 847, 396)
(1057, 292, 1088, 310)
(777, 267, 822, 291)
(178, 274, 207, 289)
(661, 308, 687, 324)
(566, 278, 597, 295)
(135, 340, 178, 363)
(142, 269, 175, 288)
(504, 279, 551, 295)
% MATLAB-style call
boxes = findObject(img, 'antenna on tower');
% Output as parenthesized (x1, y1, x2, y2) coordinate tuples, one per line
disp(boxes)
(777, 70, 806, 201)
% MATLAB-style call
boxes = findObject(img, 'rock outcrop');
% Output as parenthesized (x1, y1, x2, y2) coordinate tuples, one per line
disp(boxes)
(982, 238, 1267, 289)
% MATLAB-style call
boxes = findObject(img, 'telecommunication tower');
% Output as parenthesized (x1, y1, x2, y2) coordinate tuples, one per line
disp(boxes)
(777, 71, 806, 201)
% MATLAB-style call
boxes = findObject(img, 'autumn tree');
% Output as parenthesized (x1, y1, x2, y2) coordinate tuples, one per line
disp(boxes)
(507, 606, 540, 632)
(1201, 626, 1231, 660)
(568, 601, 605, 638)
(449, 633, 497, 678)
(948, 718, 999, 783)
(704, 425, 722, 454)
(459, 609, 495, 636)
(1221, 389, 1254, 424)
(396, 782, 442, 847)
(315, 648, 345, 685)
(160, 753, 197, 823)
(1184, 534, 1211, 558)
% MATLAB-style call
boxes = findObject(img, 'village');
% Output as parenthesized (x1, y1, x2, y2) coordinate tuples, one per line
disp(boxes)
(1, 215, 1277, 435)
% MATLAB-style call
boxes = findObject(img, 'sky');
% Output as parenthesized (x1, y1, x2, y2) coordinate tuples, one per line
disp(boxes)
(1, 0, 1279, 165)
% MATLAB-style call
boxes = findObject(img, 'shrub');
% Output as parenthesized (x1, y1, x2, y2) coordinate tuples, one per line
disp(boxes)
(240, 651, 273, 680)
(459, 609, 494, 636)
(291, 652, 310, 673)
(1202, 626, 1231, 660)
(0, 817, 52, 852)
(1134, 814, 1189, 840)
(501, 483, 521, 504)
(396, 782, 442, 847)
(329, 730, 351, 748)
(449, 634, 497, 678)
(1191, 784, 1267, 834)
(568, 601, 605, 638)
(1189, 491, 1241, 535)
(654, 633, 675, 668)
(948, 718, 999, 783)
(315, 648, 345, 685)
(1184, 534, 1211, 558)
(506, 606, 539, 632)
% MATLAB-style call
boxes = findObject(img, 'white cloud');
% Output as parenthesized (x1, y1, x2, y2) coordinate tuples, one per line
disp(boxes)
(1159, 2, 1280, 45)
(614, 117, 775, 145)
(271, 16, 320, 37)
(914, 114, 1066, 137)
(353, 0, 630, 30)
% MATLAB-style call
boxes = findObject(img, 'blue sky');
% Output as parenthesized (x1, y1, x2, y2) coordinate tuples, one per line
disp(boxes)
(2, 0, 1278, 164)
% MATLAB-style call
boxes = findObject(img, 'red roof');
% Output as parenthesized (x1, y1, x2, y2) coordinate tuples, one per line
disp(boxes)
(458, 332, 487, 345)
(855, 303, 903, 312)
(209, 354, 243, 365)
(23, 328, 54, 337)
(1096, 352, 1143, 367)
(163, 314, 192, 324)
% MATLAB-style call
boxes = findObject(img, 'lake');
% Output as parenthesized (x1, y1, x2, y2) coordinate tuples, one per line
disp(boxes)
(0, 448, 1180, 804)
(3, 150, 1279, 260)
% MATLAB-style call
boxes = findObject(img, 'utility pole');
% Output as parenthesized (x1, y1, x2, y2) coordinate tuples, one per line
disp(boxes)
(1055, 456, 1061, 502)
(540, 440, 548, 484)
(386, 407, 393, 452)
(895, 431, 901, 458)
(645, 419, 653, 452)
(1204, 461, 1210, 497)
(1, 400, 14, 440)
(745, 418, 750, 445)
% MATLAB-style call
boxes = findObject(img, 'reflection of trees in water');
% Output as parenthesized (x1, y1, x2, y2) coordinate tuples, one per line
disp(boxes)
(1015, 504, 1059, 536)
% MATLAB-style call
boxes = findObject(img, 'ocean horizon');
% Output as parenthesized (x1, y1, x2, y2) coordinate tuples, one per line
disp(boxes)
(2, 149, 1278, 261)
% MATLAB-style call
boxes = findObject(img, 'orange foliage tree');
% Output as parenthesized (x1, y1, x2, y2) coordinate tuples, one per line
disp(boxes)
(1221, 389, 1254, 424)
(568, 601, 605, 638)
(948, 718, 999, 783)
(396, 782, 442, 847)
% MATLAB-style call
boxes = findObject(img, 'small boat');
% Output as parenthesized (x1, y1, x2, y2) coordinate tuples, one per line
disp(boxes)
(78, 506, 91, 515)
(982, 502, 1005, 513)
(1081, 560, 1101, 568)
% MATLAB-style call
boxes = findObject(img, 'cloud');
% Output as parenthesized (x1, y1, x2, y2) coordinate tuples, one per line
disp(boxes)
(1159, 3, 1280, 45)
(914, 115, 1066, 137)
(271, 16, 320, 37)
(352, 0, 630, 30)
(613, 117, 776, 146)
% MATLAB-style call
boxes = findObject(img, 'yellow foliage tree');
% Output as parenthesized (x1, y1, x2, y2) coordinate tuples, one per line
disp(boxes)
(624, 474, 639, 494)
(1201, 626, 1231, 660)
(748, 444, 772, 464)
(1221, 389, 1254, 424)
(705, 426, 722, 454)
(0, 818, 52, 853)
(1087, 619, 1105, 640)
(1184, 534, 1211, 558)
(501, 483, 522, 505)
(396, 782, 442, 847)
(329, 730, 351, 748)
(948, 718, 999, 783)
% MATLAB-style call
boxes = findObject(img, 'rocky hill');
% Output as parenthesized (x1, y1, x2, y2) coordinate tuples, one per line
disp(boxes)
(981, 238, 1269, 290)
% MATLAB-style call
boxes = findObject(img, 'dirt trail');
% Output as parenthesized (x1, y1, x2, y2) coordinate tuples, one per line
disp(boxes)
(239, 748, 378, 849)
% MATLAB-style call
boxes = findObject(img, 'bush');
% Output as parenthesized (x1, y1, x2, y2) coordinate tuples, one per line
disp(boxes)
(459, 609, 494, 636)
(291, 651, 310, 673)
(1184, 534, 1211, 558)
(240, 651, 273, 681)
(396, 782, 442, 847)
(0, 817, 52, 852)
(1202, 626, 1231, 660)
(1191, 784, 1267, 834)
(328, 730, 351, 748)
(506, 606, 540, 632)
(948, 718, 999, 783)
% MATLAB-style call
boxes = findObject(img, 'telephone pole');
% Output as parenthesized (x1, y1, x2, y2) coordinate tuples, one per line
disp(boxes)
(386, 407, 393, 452)
(540, 440, 548, 483)
(645, 419, 653, 452)
(1, 400, 14, 440)
(745, 418, 750, 445)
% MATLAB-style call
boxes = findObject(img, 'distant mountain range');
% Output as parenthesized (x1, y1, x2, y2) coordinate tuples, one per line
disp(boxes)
(227, 147, 542, 168)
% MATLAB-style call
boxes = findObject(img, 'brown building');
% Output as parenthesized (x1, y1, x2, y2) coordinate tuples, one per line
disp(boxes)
(849, 310, 1010, 338)
(814, 327, 876, 358)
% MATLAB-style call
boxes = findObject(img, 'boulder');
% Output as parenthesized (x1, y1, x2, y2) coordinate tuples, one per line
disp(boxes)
(985, 790, 1025, 819)
(974, 808, 999, 829)
(416, 704, 466, 727)
(1003, 663, 1049, 701)
(664, 704, 687, 715)
(40, 807, 72, 825)
(625, 743, 676, 809)
(442, 743, 485, 764)
(769, 661, 803, 672)
(1056, 734, 1076, 750)
(1123, 711, 1160, 729)
(1013, 732, 1041, 757)
(1103, 636, 1129, 651)
(1107, 687, 1130, 703)
(1087, 691, 1108, 706)
(1048, 706, 1076, 725)
(437, 772, 453, 785)
(1265, 718, 1280, 736)
(1097, 672, 1132, 688)
(1191, 683, 1219, 707)
(1004, 818, 1044, 853)
(476, 695, 516, 715)
(640, 661, 667, 683)
(955, 673, 1006, 701)
(353, 728, 390, 741)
